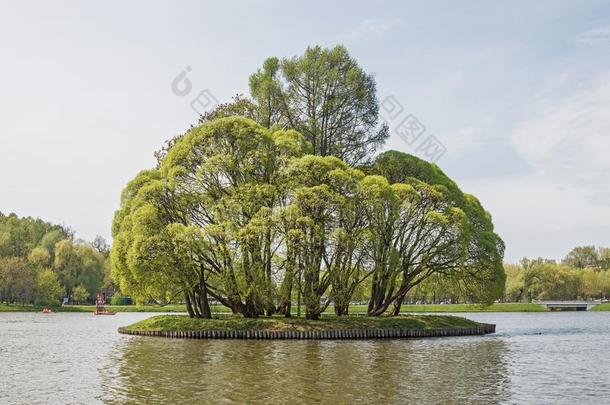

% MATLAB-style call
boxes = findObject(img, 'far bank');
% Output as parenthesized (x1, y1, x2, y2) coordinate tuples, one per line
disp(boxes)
(0, 302, 559, 313)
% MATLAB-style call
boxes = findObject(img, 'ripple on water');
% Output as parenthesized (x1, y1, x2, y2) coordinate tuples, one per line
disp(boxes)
(1, 312, 610, 404)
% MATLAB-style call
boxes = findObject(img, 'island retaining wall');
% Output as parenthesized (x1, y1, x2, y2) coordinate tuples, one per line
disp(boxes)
(118, 323, 495, 340)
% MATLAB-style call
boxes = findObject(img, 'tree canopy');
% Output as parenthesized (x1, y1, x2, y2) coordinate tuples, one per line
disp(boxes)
(502, 246, 610, 303)
(155, 45, 388, 167)
(249, 45, 389, 164)
(112, 45, 505, 319)
(0, 211, 107, 306)
(563, 246, 610, 270)
(112, 117, 505, 319)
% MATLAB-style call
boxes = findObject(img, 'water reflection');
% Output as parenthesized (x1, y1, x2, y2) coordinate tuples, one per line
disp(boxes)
(7, 312, 610, 404)
(101, 335, 510, 404)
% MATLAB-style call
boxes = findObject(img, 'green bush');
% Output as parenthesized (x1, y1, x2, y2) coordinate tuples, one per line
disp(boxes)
(110, 295, 133, 305)
(35, 269, 64, 306)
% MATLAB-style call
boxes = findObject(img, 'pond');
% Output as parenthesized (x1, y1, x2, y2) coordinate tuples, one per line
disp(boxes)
(1, 311, 609, 404)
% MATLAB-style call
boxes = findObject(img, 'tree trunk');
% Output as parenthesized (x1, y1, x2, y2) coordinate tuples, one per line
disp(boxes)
(279, 274, 293, 318)
(265, 230, 274, 317)
(297, 268, 302, 318)
(284, 300, 292, 317)
(335, 302, 349, 316)
(197, 283, 212, 319)
(391, 298, 402, 316)
(185, 292, 195, 318)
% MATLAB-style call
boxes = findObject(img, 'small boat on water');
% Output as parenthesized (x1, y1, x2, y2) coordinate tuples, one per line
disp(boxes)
(42, 308, 52, 314)
(93, 293, 116, 315)
(94, 306, 116, 315)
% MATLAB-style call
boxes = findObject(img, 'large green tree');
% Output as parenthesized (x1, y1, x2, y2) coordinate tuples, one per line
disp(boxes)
(365, 151, 505, 315)
(279, 155, 369, 319)
(113, 46, 504, 319)
(54, 239, 105, 301)
(0, 257, 36, 304)
(35, 269, 63, 306)
(563, 245, 607, 270)
(112, 117, 308, 318)
(113, 117, 505, 319)
(250, 45, 389, 165)
(156, 45, 389, 168)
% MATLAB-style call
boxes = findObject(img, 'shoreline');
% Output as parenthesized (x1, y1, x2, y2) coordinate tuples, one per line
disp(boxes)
(3, 302, 607, 313)
(118, 314, 495, 340)
(0, 302, 556, 313)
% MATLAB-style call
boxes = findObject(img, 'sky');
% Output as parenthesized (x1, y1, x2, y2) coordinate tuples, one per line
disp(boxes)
(1, 0, 609, 262)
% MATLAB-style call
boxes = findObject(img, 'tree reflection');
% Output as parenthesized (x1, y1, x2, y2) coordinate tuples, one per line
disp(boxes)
(100, 336, 509, 404)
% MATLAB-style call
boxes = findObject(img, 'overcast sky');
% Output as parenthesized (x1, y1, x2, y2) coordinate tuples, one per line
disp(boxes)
(1, 0, 609, 262)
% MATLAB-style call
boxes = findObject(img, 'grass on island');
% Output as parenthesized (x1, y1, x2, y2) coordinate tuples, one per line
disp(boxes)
(0, 302, 547, 313)
(122, 314, 482, 333)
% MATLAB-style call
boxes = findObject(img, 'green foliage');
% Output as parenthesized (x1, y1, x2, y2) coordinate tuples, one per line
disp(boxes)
(72, 285, 89, 304)
(366, 150, 462, 201)
(249, 45, 389, 164)
(74, 244, 105, 298)
(35, 269, 63, 306)
(54, 239, 105, 300)
(0, 302, 549, 313)
(364, 151, 505, 314)
(0, 211, 107, 306)
(113, 117, 305, 318)
(113, 116, 505, 320)
(28, 247, 51, 270)
(54, 239, 79, 296)
(111, 46, 505, 320)
(0, 257, 36, 304)
(0, 212, 69, 258)
(40, 229, 68, 260)
(504, 256, 610, 301)
(110, 295, 133, 305)
(157, 45, 389, 166)
(154, 94, 261, 166)
(563, 246, 610, 270)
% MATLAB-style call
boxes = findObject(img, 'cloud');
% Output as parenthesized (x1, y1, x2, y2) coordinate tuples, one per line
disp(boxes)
(573, 25, 610, 45)
(344, 18, 402, 40)
(461, 176, 610, 262)
(442, 121, 494, 155)
(510, 72, 610, 205)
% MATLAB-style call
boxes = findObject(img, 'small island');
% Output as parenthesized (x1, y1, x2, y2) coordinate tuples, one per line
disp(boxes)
(119, 314, 495, 340)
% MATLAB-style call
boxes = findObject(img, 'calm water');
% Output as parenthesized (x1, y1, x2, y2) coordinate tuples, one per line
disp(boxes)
(1, 312, 609, 404)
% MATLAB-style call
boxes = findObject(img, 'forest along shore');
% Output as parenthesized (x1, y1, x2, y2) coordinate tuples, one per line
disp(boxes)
(6, 302, 603, 313)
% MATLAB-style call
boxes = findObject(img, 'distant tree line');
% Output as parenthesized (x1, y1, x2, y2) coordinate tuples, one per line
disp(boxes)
(562, 246, 610, 270)
(502, 246, 610, 302)
(0, 212, 113, 306)
(398, 246, 610, 304)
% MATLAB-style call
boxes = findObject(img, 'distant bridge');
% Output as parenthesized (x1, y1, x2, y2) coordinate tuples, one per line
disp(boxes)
(535, 300, 602, 311)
